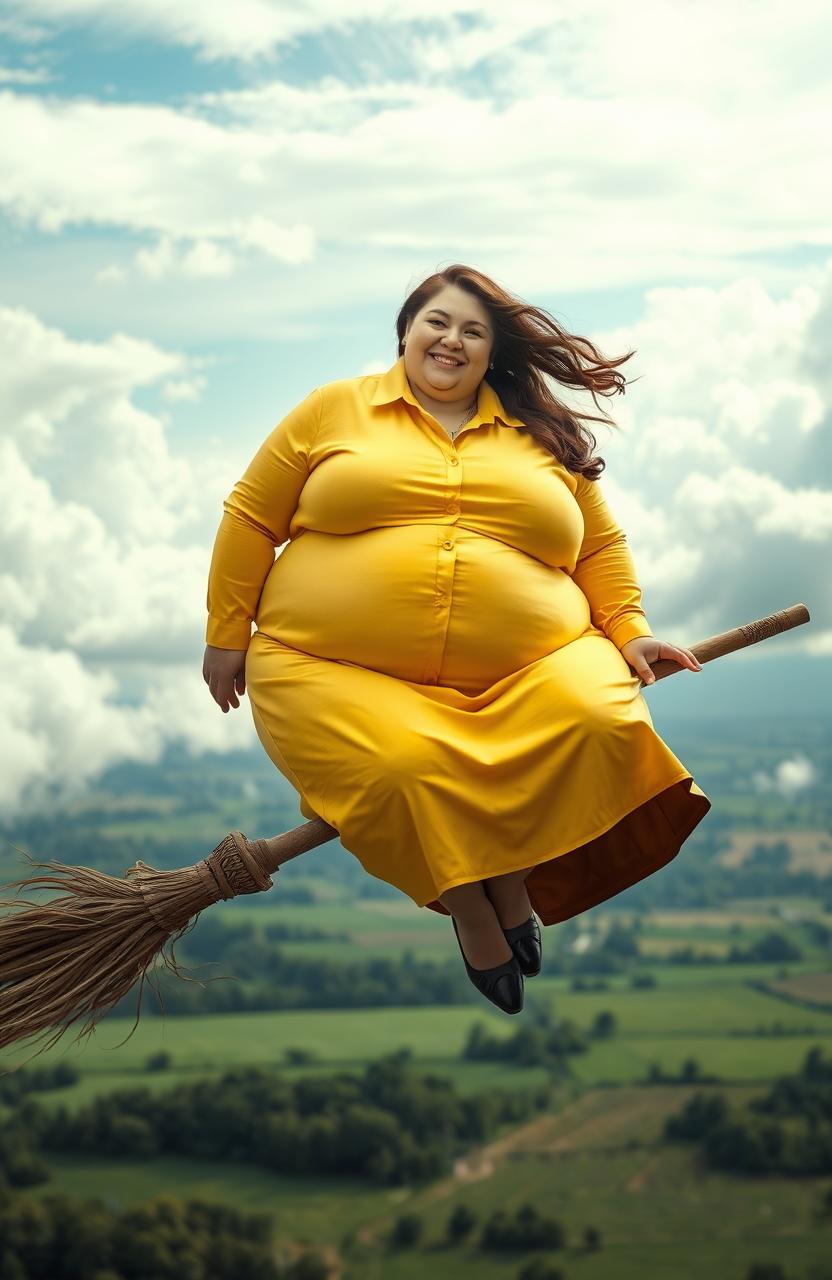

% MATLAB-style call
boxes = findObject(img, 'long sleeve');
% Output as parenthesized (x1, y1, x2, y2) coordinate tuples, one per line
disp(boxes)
(569, 472, 654, 651)
(205, 387, 322, 650)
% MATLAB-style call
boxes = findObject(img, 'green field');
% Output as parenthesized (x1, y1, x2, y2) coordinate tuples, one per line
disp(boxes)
(3, 887, 832, 1278)
(17, 1083, 832, 1280)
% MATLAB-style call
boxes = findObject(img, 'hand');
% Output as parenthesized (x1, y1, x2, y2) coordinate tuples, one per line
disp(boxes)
(203, 645, 247, 713)
(619, 636, 703, 686)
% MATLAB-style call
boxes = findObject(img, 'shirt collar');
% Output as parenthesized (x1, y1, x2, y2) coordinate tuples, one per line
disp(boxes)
(368, 355, 525, 428)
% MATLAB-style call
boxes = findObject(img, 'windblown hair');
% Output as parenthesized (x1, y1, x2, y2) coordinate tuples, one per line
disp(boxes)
(395, 263, 639, 481)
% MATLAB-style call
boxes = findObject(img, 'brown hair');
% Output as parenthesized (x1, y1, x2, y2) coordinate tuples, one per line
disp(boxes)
(395, 263, 639, 480)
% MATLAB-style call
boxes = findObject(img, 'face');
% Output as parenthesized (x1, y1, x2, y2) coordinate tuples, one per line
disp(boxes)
(402, 284, 494, 404)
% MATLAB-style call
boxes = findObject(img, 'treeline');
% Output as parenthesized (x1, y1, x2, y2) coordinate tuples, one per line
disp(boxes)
(462, 1006, 617, 1070)
(95, 909, 814, 1023)
(664, 1046, 832, 1174)
(101, 915, 645, 1021)
(603, 832, 832, 916)
(665, 932, 804, 966)
(0, 1187, 303, 1280)
(7, 1051, 552, 1189)
(104, 928, 469, 1020)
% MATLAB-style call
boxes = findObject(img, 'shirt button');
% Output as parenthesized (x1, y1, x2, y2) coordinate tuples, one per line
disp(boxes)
(442, 540, 453, 550)
(449, 456, 459, 466)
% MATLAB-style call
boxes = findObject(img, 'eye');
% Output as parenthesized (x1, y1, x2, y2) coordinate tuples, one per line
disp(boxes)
(427, 318, 483, 336)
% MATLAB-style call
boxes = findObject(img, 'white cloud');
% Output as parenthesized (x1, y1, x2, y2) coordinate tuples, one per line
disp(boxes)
(94, 263, 126, 284)
(0, 64, 52, 83)
(563, 270, 831, 657)
(0, 623, 255, 820)
(0, 1, 829, 312)
(135, 235, 237, 280)
(162, 375, 206, 402)
(751, 755, 820, 796)
(0, 0, 488, 63)
(0, 305, 262, 822)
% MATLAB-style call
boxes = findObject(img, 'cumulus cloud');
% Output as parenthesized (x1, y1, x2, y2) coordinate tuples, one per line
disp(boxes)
(751, 755, 820, 797)
(0, 623, 255, 820)
(135, 235, 237, 280)
(579, 270, 832, 658)
(0, 303, 263, 821)
(0, 1, 829, 306)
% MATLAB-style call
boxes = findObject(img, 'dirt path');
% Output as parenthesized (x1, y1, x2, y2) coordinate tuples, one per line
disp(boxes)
(355, 1110, 557, 1246)
(354, 1084, 699, 1246)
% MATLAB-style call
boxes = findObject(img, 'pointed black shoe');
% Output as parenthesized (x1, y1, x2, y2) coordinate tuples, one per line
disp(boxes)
(502, 914, 542, 978)
(451, 916, 524, 1014)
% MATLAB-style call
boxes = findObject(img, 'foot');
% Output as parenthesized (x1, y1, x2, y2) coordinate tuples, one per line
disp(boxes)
(453, 904, 514, 971)
(484, 875, 533, 931)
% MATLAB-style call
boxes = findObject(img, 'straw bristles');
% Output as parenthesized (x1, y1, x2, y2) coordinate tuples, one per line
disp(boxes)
(0, 832, 276, 1070)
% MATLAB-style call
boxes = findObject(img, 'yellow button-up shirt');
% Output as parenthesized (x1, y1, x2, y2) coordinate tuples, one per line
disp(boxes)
(206, 355, 653, 691)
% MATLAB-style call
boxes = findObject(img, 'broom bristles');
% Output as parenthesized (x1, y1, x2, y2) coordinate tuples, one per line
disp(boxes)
(0, 831, 274, 1071)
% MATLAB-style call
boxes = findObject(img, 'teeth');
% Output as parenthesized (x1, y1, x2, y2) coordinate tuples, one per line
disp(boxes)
(431, 353, 460, 366)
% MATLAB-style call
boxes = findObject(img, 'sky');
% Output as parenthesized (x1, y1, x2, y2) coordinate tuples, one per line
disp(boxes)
(0, 0, 829, 823)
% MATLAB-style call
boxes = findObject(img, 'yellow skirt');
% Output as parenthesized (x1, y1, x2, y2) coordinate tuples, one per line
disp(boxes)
(244, 626, 710, 926)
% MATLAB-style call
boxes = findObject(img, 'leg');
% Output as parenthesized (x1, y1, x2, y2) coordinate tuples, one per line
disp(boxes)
(483, 867, 533, 930)
(438, 880, 514, 970)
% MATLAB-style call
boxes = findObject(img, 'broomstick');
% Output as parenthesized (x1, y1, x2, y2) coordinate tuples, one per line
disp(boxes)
(0, 602, 811, 1067)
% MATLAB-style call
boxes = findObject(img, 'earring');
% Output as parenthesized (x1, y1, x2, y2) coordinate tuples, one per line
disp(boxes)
(489, 361, 494, 369)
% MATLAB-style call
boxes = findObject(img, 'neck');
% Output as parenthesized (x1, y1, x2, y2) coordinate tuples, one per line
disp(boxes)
(408, 384, 479, 420)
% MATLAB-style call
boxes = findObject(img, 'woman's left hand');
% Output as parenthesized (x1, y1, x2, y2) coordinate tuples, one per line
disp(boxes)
(619, 636, 703, 686)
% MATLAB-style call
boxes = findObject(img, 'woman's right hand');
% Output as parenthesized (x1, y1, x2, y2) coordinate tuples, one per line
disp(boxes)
(203, 645, 248, 713)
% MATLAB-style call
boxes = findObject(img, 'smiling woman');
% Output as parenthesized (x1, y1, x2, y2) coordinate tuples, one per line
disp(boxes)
(204, 262, 711, 1015)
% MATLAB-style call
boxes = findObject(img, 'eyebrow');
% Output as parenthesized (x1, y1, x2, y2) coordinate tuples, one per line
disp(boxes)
(426, 308, 489, 331)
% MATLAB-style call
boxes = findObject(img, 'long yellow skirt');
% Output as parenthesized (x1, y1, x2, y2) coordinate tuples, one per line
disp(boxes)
(244, 627, 710, 926)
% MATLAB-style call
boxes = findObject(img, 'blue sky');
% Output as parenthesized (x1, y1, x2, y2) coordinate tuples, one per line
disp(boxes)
(0, 0, 829, 820)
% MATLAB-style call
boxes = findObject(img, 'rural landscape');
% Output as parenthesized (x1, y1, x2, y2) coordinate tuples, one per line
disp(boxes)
(1, 709, 830, 1280)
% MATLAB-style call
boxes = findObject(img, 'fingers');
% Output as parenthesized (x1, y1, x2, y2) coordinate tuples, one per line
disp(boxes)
(676, 646, 703, 672)
(203, 648, 247, 712)
(660, 645, 703, 673)
(207, 674, 241, 713)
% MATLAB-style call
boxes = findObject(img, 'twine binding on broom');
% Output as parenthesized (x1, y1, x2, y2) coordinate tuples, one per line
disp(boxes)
(0, 831, 278, 1070)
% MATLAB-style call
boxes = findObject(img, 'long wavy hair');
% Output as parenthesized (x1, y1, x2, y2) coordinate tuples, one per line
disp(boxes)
(395, 264, 639, 481)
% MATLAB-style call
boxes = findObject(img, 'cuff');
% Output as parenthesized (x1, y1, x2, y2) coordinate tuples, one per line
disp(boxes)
(605, 615, 654, 650)
(206, 616, 252, 650)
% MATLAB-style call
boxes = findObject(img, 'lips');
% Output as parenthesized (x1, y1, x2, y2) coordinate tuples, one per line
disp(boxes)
(429, 352, 464, 366)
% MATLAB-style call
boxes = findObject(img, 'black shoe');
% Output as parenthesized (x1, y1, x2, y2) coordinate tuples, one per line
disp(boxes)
(451, 916, 524, 1014)
(502, 914, 542, 978)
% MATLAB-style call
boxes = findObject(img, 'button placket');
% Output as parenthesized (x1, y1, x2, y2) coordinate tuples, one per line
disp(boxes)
(445, 450, 461, 517)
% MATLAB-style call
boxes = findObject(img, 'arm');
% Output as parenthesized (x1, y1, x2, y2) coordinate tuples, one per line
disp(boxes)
(205, 387, 323, 650)
(569, 472, 654, 651)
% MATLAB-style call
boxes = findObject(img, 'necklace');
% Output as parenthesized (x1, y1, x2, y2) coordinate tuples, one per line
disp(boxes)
(449, 397, 478, 440)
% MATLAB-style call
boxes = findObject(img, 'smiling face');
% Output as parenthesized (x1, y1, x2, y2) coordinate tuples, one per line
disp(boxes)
(402, 283, 495, 407)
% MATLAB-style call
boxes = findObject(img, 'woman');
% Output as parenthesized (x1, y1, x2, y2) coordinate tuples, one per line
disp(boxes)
(203, 264, 710, 1016)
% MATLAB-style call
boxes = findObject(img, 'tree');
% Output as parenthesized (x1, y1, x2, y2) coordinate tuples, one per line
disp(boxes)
(389, 1213, 424, 1249)
(591, 1010, 617, 1038)
(446, 1203, 477, 1244)
(583, 1223, 602, 1250)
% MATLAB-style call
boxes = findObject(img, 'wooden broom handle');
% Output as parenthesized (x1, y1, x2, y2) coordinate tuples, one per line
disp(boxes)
(637, 601, 809, 682)
(246, 601, 811, 874)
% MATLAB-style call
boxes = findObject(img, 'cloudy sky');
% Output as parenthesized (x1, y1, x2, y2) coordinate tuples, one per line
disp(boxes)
(1, 0, 829, 822)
